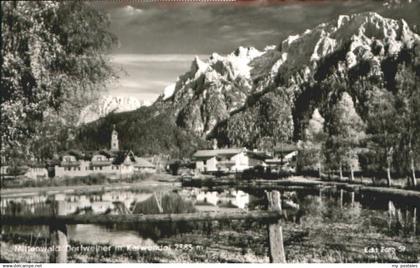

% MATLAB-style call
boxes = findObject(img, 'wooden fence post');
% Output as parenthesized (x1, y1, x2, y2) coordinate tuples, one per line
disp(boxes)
(154, 192, 163, 213)
(266, 191, 286, 263)
(50, 197, 68, 263)
(388, 200, 395, 230)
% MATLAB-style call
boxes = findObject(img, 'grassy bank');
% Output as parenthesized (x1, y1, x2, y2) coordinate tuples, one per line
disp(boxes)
(1, 215, 418, 263)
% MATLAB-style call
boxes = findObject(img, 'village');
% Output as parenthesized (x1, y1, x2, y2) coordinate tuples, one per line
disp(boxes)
(0, 126, 299, 184)
(2, 1, 420, 264)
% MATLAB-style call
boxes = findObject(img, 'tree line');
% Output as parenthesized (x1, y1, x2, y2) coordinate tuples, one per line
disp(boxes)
(298, 60, 419, 187)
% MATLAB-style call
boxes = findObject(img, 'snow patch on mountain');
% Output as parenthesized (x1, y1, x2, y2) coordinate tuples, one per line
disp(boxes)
(285, 34, 300, 46)
(162, 83, 176, 100)
(270, 52, 288, 78)
(157, 46, 265, 104)
(269, 12, 420, 80)
(188, 46, 265, 81)
(153, 12, 420, 139)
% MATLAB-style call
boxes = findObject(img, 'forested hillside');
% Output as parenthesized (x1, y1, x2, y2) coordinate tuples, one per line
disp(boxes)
(75, 106, 209, 158)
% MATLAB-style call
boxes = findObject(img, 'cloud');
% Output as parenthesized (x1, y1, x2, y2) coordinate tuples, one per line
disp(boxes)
(118, 78, 168, 91)
(98, 1, 420, 102)
(108, 54, 197, 103)
(118, 79, 142, 89)
(124, 5, 143, 14)
(110, 54, 207, 65)
(104, 1, 418, 55)
(113, 5, 143, 18)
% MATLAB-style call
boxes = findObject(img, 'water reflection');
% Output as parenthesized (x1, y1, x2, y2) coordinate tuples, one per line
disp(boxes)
(68, 225, 156, 248)
(1, 189, 252, 216)
(1, 187, 419, 247)
(178, 189, 250, 211)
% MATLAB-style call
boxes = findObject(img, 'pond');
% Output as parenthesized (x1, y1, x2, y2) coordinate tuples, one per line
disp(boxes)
(1, 186, 419, 262)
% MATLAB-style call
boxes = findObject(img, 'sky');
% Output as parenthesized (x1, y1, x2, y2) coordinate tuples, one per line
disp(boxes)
(94, 0, 420, 103)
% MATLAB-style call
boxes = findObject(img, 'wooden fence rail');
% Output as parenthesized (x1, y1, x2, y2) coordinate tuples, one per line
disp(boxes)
(1, 190, 286, 263)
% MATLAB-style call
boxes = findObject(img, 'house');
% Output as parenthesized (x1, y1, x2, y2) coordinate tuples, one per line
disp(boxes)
(90, 151, 114, 173)
(134, 157, 156, 173)
(55, 150, 138, 178)
(0, 165, 9, 178)
(55, 151, 92, 177)
(193, 148, 269, 173)
(0, 161, 48, 180)
(0, 156, 7, 177)
(23, 162, 49, 180)
(265, 143, 298, 172)
(273, 143, 298, 159)
(54, 126, 153, 178)
(112, 151, 137, 175)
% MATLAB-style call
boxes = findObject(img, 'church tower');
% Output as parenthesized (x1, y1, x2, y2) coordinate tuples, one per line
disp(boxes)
(111, 125, 119, 151)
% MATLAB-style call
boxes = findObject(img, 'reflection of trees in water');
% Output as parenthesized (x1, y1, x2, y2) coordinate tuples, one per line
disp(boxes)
(116, 217, 270, 242)
(297, 192, 365, 231)
(299, 195, 326, 227)
(128, 192, 198, 239)
(295, 190, 419, 238)
(3, 199, 53, 216)
(387, 201, 418, 236)
(247, 195, 266, 211)
(129, 192, 265, 240)
(132, 192, 196, 215)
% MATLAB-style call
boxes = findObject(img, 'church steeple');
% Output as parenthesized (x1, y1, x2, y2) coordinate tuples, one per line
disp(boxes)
(111, 124, 119, 151)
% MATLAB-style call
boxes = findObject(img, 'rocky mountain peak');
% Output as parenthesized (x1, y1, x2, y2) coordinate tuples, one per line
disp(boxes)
(265, 11, 420, 89)
(153, 12, 419, 146)
(78, 95, 145, 125)
(79, 11, 420, 157)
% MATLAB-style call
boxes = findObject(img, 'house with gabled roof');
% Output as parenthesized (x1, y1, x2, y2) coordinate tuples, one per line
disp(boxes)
(24, 161, 49, 180)
(134, 157, 156, 173)
(111, 150, 137, 175)
(54, 127, 155, 178)
(264, 143, 298, 172)
(192, 148, 270, 173)
(0, 160, 48, 180)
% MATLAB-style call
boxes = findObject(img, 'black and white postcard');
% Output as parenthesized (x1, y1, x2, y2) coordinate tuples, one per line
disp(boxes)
(1, 0, 419, 265)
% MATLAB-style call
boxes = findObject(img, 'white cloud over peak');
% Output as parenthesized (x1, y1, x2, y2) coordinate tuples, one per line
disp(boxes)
(108, 54, 197, 103)
(110, 54, 206, 65)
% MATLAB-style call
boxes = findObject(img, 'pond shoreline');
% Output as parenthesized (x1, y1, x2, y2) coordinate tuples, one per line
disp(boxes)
(0, 175, 181, 198)
(181, 176, 420, 201)
(2, 175, 420, 202)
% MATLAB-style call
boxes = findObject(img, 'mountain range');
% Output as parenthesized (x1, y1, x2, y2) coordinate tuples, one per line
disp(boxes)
(76, 12, 420, 157)
(77, 96, 149, 125)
